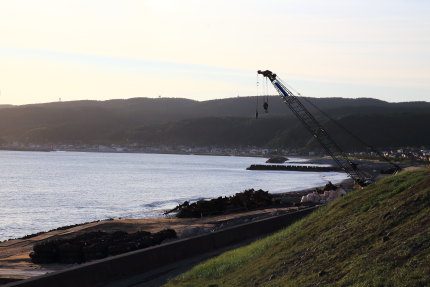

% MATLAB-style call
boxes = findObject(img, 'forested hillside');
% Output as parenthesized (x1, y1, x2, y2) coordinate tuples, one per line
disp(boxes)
(0, 96, 429, 150)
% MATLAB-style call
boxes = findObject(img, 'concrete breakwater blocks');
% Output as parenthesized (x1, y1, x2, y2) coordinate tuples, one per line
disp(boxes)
(247, 164, 340, 172)
(6, 207, 318, 287)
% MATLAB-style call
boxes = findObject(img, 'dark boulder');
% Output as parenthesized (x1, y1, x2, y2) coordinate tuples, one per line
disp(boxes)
(83, 242, 109, 261)
(153, 229, 177, 244)
(57, 242, 83, 264)
(323, 181, 338, 191)
(30, 240, 58, 264)
(265, 156, 288, 163)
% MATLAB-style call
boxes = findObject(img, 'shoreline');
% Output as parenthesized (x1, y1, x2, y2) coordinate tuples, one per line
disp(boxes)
(0, 180, 354, 282)
(1, 151, 377, 284)
(1, 172, 351, 244)
(0, 148, 270, 158)
(1, 174, 350, 244)
(0, 153, 415, 284)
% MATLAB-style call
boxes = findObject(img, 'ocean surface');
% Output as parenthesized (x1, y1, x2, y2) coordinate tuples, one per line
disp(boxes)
(0, 151, 348, 241)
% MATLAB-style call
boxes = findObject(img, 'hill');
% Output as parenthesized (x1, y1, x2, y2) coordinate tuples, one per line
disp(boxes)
(0, 97, 429, 150)
(130, 112, 430, 149)
(165, 167, 430, 286)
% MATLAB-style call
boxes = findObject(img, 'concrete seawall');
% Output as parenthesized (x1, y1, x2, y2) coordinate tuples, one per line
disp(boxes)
(6, 207, 318, 287)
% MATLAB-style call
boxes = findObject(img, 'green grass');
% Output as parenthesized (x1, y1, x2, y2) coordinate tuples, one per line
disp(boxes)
(164, 167, 430, 287)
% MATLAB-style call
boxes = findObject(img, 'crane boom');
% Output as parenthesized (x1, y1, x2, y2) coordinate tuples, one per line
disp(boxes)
(257, 69, 368, 186)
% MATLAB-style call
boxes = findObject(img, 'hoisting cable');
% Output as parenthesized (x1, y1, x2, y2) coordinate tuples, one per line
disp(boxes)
(276, 79, 403, 172)
(263, 77, 269, 113)
(255, 73, 259, 119)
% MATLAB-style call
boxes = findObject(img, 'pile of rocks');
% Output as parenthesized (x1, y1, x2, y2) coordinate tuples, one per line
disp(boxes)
(30, 229, 176, 264)
(165, 189, 279, 218)
(300, 182, 346, 204)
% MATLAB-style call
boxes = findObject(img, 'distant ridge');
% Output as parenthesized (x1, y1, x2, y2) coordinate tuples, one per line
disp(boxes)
(0, 96, 429, 150)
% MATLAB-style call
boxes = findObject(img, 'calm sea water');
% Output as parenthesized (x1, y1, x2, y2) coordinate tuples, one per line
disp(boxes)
(0, 151, 347, 241)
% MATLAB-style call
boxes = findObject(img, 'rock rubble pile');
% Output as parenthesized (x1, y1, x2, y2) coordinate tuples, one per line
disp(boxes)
(300, 182, 346, 204)
(165, 189, 279, 218)
(30, 229, 176, 264)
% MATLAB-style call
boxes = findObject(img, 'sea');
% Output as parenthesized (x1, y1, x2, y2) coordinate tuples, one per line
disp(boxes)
(0, 151, 348, 241)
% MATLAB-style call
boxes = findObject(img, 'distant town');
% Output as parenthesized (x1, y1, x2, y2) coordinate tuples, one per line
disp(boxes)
(1, 142, 429, 163)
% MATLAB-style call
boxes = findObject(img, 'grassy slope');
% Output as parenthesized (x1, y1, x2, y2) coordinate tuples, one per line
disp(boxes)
(165, 168, 430, 287)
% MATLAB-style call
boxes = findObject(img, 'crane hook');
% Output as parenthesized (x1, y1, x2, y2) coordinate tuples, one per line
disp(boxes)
(263, 101, 268, 113)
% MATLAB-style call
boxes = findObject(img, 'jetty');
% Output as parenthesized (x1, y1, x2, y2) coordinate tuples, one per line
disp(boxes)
(246, 164, 341, 172)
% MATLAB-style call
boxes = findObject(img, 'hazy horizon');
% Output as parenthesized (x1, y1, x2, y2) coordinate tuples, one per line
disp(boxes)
(1, 94, 430, 108)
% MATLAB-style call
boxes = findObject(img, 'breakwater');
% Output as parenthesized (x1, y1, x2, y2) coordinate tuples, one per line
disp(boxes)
(247, 164, 341, 172)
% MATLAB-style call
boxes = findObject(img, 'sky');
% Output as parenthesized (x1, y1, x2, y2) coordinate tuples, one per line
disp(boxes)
(0, 0, 429, 105)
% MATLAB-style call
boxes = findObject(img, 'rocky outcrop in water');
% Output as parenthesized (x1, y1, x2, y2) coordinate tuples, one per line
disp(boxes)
(265, 156, 288, 163)
(165, 189, 279, 218)
(29, 229, 176, 264)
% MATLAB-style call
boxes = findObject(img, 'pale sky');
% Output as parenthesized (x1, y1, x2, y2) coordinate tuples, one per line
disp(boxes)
(1, 0, 429, 105)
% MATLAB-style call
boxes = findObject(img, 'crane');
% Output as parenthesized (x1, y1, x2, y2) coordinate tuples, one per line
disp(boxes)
(257, 69, 370, 186)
